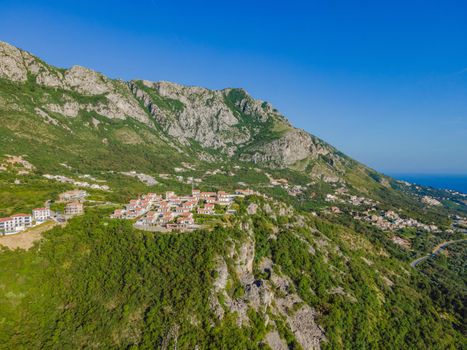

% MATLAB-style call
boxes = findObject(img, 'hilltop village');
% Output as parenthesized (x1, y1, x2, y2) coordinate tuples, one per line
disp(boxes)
(111, 188, 255, 231)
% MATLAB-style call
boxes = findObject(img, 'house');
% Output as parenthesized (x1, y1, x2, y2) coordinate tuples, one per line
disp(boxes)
(111, 209, 125, 218)
(200, 191, 216, 199)
(159, 212, 175, 224)
(32, 208, 51, 222)
(217, 191, 230, 199)
(177, 213, 194, 225)
(65, 202, 84, 216)
(218, 197, 233, 205)
(133, 206, 148, 217)
(217, 192, 233, 205)
(144, 193, 161, 202)
(192, 189, 201, 198)
(140, 198, 151, 208)
(143, 211, 160, 225)
(235, 189, 254, 196)
(182, 201, 196, 210)
(126, 199, 141, 211)
(205, 197, 217, 204)
(165, 191, 176, 199)
(59, 190, 87, 202)
(158, 202, 171, 213)
(11, 213, 33, 229)
(197, 203, 214, 215)
(0, 217, 14, 234)
(168, 198, 182, 206)
(174, 206, 190, 214)
(330, 206, 341, 214)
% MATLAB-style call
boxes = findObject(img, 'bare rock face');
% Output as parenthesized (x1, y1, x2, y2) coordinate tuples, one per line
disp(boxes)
(64, 65, 111, 95)
(0, 41, 28, 82)
(213, 258, 229, 291)
(90, 88, 150, 124)
(265, 331, 289, 350)
(244, 129, 333, 166)
(235, 238, 255, 284)
(1, 41, 348, 176)
(46, 101, 80, 118)
(269, 267, 326, 350)
(247, 203, 258, 215)
(0, 42, 150, 125)
(130, 81, 252, 149)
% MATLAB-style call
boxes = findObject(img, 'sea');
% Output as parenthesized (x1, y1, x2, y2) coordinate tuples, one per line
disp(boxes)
(389, 174, 467, 194)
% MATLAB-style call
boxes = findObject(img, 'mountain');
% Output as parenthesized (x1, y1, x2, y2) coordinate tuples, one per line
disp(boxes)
(0, 41, 356, 177)
(0, 41, 466, 349)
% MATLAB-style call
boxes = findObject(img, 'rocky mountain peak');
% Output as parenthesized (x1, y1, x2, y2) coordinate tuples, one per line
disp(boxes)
(0, 41, 29, 82)
(0, 41, 350, 178)
(63, 65, 111, 95)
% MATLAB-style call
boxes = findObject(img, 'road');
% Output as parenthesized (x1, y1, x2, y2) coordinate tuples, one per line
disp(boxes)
(410, 239, 467, 267)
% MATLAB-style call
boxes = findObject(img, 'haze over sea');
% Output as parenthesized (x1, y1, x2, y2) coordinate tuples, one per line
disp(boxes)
(390, 174, 467, 194)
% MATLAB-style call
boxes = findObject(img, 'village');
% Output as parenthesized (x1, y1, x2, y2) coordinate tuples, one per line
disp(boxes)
(111, 188, 255, 231)
(0, 189, 86, 235)
(354, 209, 440, 233)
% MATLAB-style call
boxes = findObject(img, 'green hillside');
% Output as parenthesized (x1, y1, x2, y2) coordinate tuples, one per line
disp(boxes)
(0, 41, 466, 349)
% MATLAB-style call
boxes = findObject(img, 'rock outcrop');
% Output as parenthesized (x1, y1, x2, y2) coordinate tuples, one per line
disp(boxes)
(243, 129, 333, 166)
(0, 41, 150, 125)
(130, 81, 256, 151)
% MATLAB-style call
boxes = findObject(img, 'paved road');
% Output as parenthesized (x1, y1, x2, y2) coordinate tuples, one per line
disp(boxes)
(410, 239, 467, 267)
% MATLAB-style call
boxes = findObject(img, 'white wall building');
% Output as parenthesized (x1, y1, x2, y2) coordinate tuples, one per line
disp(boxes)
(0, 214, 32, 234)
(0, 217, 14, 234)
(32, 208, 51, 222)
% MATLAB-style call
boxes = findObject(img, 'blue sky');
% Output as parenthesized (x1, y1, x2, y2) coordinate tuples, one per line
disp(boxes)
(1, 0, 466, 174)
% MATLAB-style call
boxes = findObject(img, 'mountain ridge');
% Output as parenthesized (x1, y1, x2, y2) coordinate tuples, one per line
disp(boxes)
(0, 40, 355, 177)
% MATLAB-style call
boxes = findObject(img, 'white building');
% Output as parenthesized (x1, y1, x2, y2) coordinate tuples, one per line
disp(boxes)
(0, 217, 14, 234)
(65, 202, 84, 216)
(0, 214, 32, 234)
(59, 190, 87, 202)
(32, 208, 51, 222)
(11, 213, 33, 229)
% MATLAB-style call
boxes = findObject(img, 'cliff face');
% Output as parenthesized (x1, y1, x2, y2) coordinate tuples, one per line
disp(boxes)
(0, 41, 348, 174)
(0, 41, 150, 125)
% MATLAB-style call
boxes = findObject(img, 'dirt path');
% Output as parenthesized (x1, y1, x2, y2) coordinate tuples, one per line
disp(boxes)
(0, 221, 58, 250)
(410, 239, 467, 267)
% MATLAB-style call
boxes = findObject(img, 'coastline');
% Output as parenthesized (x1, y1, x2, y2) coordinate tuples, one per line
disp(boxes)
(389, 174, 467, 194)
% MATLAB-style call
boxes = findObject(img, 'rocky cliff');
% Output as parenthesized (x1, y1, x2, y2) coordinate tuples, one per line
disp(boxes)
(0, 41, 348, 173)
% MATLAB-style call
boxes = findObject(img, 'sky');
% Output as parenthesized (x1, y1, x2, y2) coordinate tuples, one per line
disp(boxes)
(1, 0, 466, 174)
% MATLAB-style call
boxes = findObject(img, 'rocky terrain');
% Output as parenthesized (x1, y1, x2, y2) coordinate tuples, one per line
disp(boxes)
(0, 41, 353, 175)
(1, 41, 466, 349)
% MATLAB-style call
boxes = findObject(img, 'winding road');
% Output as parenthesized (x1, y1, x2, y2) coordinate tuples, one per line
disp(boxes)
(410, 239, 467, 267)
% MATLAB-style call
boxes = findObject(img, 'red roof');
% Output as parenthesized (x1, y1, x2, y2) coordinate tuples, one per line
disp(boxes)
(33, 207, 48, 211)
(0, 217, 12, 222)
(11, 213, 31, 217)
